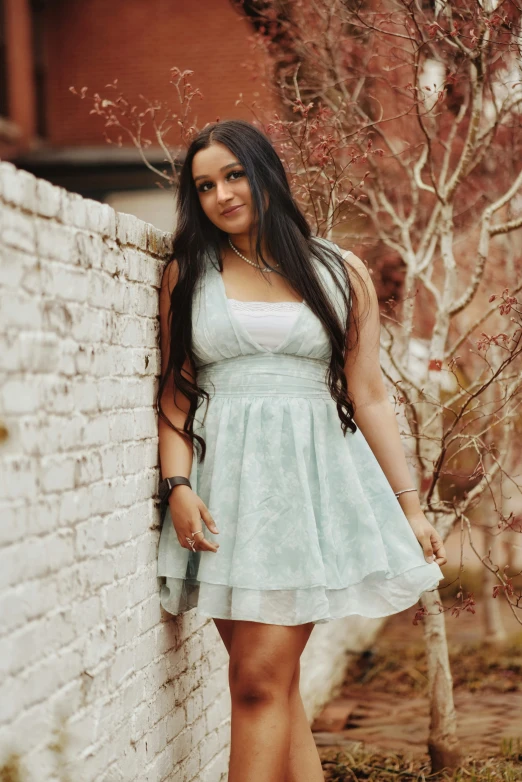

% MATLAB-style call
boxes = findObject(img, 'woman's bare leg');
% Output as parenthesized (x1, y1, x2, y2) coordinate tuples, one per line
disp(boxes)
(213, 618, 324, 782)
(285, 659, 325, 781)
(227, 620, 311, 782)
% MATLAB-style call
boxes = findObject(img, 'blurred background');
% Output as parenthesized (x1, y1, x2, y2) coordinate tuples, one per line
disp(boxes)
(0, 0, 270, 232)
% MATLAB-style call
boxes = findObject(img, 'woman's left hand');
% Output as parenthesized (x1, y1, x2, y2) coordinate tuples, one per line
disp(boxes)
(406, 511, 448, 566)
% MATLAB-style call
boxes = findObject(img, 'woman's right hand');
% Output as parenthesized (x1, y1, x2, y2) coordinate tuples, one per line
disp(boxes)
(169, 485, 220, 553)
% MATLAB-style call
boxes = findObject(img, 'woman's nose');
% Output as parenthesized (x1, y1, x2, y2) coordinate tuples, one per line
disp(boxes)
(216, 181, 234, 203)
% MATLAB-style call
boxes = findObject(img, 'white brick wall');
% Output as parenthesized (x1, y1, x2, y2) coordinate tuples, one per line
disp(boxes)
(0, 163, 382, 781)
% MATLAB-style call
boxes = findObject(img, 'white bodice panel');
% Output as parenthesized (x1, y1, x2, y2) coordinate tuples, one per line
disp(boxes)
(227, 298, 303, 350)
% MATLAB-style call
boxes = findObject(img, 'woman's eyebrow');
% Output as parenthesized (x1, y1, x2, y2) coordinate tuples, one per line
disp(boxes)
(193, 162, 241, 183)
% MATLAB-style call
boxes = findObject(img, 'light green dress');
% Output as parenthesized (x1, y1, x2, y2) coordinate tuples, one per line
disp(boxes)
(157, 242, 444, 625)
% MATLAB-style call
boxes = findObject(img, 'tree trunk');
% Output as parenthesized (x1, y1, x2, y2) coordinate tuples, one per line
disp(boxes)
(421, 587, 464, 772)
(417, 284, 463, 773)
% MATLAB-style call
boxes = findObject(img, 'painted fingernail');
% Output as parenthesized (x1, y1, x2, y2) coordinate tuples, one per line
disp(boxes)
(426, 555, 434, 562)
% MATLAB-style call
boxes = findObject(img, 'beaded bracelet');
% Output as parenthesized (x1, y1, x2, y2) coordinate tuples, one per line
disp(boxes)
(395, 487, 418, 498)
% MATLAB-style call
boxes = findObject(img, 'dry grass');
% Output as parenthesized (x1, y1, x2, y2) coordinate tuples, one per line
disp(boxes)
(320, 737, 522, 781)
(343, 632, 522, 697)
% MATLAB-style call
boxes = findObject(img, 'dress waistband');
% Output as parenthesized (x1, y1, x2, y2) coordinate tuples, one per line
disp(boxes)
(196, 354, 331, 398)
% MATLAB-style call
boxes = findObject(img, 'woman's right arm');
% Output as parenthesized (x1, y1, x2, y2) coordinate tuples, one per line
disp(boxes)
(158, 261, 220, 553)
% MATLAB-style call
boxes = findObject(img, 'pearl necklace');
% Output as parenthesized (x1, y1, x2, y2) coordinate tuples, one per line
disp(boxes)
(228, 237, 280, 273)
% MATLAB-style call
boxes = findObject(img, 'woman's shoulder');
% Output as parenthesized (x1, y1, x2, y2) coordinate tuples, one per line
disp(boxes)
(311, 235, 357, 262)
(311, 236, 366, 276)
(311, 236, 367, 283)
(310, 237, 373, 321)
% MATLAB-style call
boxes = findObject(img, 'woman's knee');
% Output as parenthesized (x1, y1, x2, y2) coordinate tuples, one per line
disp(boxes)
(229, 656, 294, 706)
(228, 621, 313, 705)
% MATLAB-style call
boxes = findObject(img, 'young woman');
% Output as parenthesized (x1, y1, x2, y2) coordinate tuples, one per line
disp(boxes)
(156, 119, 447, 781)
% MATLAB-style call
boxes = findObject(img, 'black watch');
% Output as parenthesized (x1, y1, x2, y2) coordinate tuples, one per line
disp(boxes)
(158, 476, 192, 504)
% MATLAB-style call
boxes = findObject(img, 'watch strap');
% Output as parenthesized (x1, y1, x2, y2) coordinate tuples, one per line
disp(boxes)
(158, 475, 192, 504)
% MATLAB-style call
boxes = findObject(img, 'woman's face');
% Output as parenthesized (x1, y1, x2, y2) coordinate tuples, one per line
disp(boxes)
(192, 142, 253, 235)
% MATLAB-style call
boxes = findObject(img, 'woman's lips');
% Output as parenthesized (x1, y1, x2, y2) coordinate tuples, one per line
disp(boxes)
(222, 205, 244, 217)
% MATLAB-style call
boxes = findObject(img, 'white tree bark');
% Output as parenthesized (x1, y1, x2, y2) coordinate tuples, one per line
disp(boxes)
(421, 588, 463, 770)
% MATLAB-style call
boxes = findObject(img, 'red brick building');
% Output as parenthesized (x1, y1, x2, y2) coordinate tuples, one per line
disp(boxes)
(1, 0, 271, 228)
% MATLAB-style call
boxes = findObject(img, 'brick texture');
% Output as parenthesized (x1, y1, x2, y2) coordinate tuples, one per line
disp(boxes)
(0, 163, 382, 781)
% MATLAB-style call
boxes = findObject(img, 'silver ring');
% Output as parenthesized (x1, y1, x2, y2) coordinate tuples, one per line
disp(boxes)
(185, 537, 197, 552)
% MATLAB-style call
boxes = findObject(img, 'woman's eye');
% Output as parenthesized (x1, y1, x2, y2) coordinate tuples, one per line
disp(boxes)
(196, 170, 245, 193)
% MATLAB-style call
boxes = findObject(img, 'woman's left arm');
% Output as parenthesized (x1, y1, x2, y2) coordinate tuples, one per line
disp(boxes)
(342, 252, 447, 567)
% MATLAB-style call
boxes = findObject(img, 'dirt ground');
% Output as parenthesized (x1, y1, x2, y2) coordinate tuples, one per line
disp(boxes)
(312, 591, 522, 765)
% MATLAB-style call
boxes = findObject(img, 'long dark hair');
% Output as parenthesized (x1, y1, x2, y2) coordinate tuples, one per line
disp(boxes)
(157, 119, 368, 462)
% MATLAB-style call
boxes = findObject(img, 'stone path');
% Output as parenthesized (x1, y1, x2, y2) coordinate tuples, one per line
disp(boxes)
(313, 687, 522, 757)
(312, 597, 522, 759)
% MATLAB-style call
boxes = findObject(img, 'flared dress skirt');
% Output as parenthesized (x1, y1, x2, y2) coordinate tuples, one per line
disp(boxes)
(157, 243, 445, 625)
